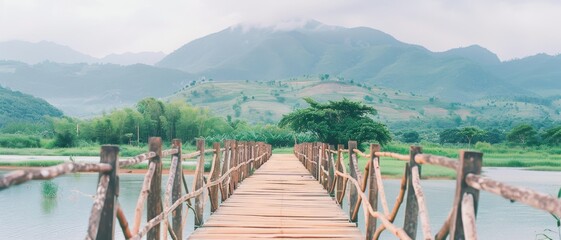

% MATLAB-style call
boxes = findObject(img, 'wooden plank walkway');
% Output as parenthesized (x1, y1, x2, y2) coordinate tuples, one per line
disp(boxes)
(188, 154, 362, 239)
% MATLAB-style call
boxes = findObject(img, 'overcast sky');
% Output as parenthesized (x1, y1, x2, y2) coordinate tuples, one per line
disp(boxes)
(1, 0, 560, 61)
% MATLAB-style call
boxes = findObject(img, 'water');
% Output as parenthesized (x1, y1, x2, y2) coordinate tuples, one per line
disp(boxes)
(0, 168, 559, 239)
(0, 172, 203, 239)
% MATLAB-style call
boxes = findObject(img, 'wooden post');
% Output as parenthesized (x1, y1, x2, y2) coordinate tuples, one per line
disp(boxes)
(171, 139, 183, 239)
(193, 139, 205, 228)
(403, 146, 422, 239)
(210, 142, 221, 213)
(336, 144, 345, 206)
(449, 150, 483, 239)
(327, 145, 335, 196)
(96, 145, 119, 240)
(231, 141, 239, 191)
(148, 137, 163, 240)
(366, 144, 381, 240)
(347, 141, 358, 223)
(221, 140, 231, 201)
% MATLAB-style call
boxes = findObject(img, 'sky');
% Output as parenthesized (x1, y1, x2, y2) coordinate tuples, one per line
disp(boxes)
(1, 0, 561, 61)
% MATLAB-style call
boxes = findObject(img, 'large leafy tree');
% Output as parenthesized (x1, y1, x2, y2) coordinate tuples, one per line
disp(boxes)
(542, 126, 561, 146)
(507, 124, 538, 146)
(278, 98, 391, 145)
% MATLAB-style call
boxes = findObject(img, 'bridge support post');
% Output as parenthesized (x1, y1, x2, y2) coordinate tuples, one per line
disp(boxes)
(366, 143, 381, 240)
(171, 139, 183, 239)
(335, 144, 345, 206)
(96, 145, 119, 240)
(403, 145, 422, 239)
(327, 144, 335, 196)
(148, 137, 163, 240)
(221, 140, 231, 201)
(347, 141, 359, 223)
(210, 142, 222, 213)
(449, 150, 482, 239)
(194, 139, 205, 228)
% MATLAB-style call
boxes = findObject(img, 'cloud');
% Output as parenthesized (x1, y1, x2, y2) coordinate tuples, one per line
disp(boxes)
(1, 0, 560, 60)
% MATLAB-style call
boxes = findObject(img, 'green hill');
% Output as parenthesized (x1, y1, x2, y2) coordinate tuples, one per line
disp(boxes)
(166, 78, 561, 125)
(0, 85, 63, 127)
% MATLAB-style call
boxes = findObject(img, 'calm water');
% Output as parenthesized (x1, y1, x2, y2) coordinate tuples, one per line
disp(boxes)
(0, 168, 559, 239)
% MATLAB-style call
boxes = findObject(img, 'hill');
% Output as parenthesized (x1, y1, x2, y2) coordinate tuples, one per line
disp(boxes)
(157, 20, 539, 102)
(166, 77, 561, 125)
(0, 61, 193, 116)
(0, 85, 63, 127)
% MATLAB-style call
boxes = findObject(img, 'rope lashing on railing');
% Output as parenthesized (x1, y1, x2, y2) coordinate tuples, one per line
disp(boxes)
(0, 162, 112, 191)
(466, 174, 561, 217)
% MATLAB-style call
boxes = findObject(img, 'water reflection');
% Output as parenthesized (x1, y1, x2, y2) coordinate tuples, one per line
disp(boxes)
(41, 197, 57, 214)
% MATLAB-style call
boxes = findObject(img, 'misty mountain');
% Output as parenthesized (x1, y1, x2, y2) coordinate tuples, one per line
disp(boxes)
(0, 85, 63, 127)
(0, 61, 193, 116)
(0, 40, 167, 66)
(0, 40, 97, 64)
(157, 20, 551, 102)
(100, 51, 166, 65)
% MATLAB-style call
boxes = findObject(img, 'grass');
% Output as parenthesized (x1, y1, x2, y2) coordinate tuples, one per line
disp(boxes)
(0, 145, 199, 157)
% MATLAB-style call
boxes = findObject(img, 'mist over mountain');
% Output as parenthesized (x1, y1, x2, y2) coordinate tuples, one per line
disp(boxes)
(0, 40, 97, 64)
(0, 61, 192, 116)
(0, 41, 166, 66)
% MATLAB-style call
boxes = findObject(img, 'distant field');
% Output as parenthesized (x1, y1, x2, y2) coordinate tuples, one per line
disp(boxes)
(165, 78, 561, 125)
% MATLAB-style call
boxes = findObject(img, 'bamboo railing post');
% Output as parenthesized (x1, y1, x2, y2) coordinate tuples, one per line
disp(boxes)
(220, 140, 230, 202)
(171, 139, 183, 239)
(321, 143, 328, 189)
(347, 141, 359, 223)
(449, 150, 482, 240)
(336, 144, 345, 206)
(327, 144, 335, 196)
(193, 139, 205, 228)
(148, 137, 163, 240)
(96, 145, 119, 240)
(210, 142, 222, 213)
(366, 143, 381, 240)
(403, 146, 422, 239)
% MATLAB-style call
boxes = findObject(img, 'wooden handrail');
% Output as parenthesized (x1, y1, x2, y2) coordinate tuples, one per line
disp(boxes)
(295, 141, 561, 240)
(119, 152, 156, 168)
(0, 162, 112, 190)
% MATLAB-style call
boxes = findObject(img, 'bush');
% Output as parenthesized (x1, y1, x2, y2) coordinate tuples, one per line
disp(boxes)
(474, 141, 492, 151)
(0, 134, 41, 148)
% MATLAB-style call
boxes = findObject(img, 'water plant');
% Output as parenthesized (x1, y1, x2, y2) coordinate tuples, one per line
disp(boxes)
(41, 180, 59, 198)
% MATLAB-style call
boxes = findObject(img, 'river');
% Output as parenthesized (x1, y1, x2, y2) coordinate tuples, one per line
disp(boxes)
(0, 168, 559, 239)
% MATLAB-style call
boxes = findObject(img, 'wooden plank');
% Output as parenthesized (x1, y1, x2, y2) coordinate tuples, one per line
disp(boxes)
(148, 137, 162, 240)
(188, 154, 361, 239)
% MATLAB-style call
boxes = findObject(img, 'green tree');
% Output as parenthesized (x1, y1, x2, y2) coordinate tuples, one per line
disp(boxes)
(278, 98, 391, 145)
(401, 131, 420, 143)
(507, 124, 538, 146)
(542, 126, 561, 146)
(459, 127, 486, 148)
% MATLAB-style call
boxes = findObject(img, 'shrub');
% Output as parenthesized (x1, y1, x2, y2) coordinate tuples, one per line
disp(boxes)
(0, 134, 41, 148)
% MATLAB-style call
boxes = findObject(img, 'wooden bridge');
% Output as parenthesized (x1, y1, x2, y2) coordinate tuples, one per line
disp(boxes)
(1, 138, 561, 240)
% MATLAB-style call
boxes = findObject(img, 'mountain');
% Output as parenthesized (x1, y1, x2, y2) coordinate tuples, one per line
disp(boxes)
(100, 51, 166, 65)
(0, 41, 167, 66)
(157, 20, 534, 102)
(440, 45, 501, 65)
(0, 40, 97, 64)
(0, 85, 63, 127)
(0, 61, 193, 116)
(489, 53, 561, 96)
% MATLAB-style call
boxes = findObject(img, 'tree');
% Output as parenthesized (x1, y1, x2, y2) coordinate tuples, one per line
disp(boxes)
(459, 127, 485, 148)
(507, 124, 538, 146)
(278, 98, 391, 145)
(439, 128, 462, 144)
(401, 131, 420, 143)
(542, 126, 561, 146)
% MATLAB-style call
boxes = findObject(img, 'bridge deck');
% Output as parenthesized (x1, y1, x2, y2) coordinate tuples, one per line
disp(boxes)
(188, 154, 362, 239)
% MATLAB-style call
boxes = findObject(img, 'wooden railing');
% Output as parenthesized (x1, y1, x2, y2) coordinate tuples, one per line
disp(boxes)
(0, 137, 272, 240)
(294, 141, 561, 240)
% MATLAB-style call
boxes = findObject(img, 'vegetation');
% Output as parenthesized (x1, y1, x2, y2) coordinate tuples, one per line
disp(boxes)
(0, 85, 63, 128)
(41, 180, 59, 198)
(279, 98, 391, 146)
